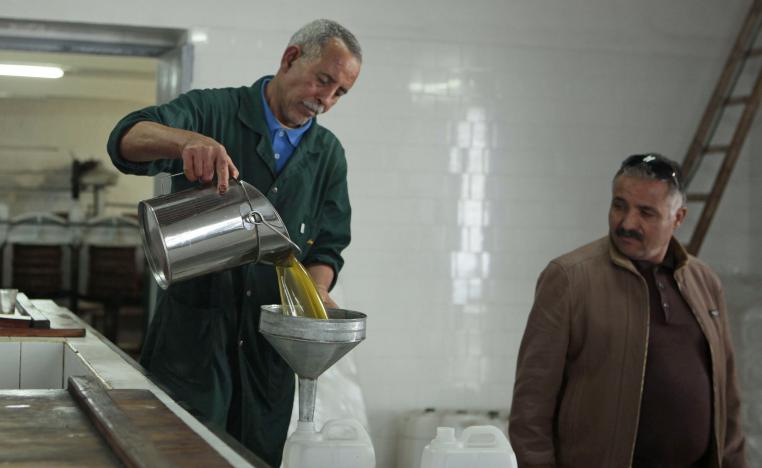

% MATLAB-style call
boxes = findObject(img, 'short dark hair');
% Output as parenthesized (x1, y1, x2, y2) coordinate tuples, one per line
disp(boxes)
(288, 19, 362, 63)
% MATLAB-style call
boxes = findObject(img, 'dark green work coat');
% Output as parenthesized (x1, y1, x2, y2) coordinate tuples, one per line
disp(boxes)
(106, 76, 351, 467)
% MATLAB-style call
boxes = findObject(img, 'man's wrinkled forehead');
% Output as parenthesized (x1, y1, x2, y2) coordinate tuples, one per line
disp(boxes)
(612, 174, 682, 212)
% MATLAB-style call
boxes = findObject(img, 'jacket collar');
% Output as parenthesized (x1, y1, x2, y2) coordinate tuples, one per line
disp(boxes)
(238, 76, 322, 157)
(608, 235, 690, 274)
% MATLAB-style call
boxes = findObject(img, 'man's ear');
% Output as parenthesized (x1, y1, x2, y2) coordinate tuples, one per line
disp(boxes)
(280, 45, 301, 72)
(674, 205, 687, 229)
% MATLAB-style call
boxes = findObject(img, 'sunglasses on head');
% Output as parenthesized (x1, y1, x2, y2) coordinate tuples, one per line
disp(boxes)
(620, 153, 681, 189)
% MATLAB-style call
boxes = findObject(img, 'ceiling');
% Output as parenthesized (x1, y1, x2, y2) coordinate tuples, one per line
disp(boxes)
(0, 49, 156, 103)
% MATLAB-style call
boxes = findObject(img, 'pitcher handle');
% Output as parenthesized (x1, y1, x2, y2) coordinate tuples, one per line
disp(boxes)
(234, 177, 301, 255)
(246, 210, 302, 255)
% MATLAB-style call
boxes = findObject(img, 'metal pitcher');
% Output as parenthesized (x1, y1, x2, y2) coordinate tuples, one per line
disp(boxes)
(138, 178, 299, 289)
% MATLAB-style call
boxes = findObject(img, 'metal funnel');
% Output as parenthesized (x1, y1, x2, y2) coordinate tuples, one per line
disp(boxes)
(259, 305, 367, 423)
(259, 305, 366, 378)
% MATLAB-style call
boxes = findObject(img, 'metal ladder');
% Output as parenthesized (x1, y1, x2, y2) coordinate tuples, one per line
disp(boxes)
(681, 0, 762, 255)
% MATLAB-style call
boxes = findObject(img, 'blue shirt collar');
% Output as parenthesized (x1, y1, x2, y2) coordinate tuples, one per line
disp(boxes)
(261, 78, 312, 146)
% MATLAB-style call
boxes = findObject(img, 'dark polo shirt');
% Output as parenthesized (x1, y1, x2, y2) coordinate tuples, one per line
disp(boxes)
(631, 249, 713, 468)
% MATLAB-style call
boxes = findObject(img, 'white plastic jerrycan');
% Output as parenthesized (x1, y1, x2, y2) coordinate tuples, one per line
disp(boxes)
(282, 419, 375, 468)
(420, 425, 517, 468)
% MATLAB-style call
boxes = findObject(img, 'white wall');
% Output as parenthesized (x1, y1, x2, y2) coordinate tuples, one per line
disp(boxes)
(0, 97, 155, 216)
(1, 1, 760, 467)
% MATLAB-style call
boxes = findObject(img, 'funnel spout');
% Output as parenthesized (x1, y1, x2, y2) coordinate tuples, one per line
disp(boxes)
(298, 377, 317, 422)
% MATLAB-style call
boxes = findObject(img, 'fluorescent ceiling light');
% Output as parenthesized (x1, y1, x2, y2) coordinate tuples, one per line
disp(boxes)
(190, 30, 208, 44)
(0, 64, 64, 79)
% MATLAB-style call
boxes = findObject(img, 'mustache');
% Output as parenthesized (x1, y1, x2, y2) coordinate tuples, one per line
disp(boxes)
(615, 228, 643, 241)
(303, 100, 324, 114)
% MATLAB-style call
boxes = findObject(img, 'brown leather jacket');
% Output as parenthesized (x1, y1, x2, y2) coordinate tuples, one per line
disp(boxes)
(509, 236, 747, 468)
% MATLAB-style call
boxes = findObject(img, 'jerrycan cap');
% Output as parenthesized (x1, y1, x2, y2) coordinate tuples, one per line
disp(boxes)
(430, 427, 458, 448)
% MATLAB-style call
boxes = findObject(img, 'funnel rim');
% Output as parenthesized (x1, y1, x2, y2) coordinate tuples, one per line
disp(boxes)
(260, 331, 366, 345)
(259, 305, 367, 344)
(260, 304, 367, 321)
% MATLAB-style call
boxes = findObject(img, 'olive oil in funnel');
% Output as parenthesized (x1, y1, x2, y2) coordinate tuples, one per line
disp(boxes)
(276, 253, 329, 319)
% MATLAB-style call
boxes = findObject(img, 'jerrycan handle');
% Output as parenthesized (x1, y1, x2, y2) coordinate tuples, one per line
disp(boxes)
(322, 419, 369, 442)
(461, 425, 510, 449)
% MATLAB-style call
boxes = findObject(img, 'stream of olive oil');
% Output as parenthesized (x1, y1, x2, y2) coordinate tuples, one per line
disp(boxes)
(275, 253, 328, 319)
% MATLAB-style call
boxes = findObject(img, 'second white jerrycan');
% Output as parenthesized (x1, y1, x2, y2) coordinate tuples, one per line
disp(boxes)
(420, 425, 517, 468)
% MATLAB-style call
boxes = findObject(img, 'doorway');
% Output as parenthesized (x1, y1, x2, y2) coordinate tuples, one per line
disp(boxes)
(0, 17, 190, 357)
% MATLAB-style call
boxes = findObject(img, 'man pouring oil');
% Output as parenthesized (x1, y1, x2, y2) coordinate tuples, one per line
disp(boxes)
(106, 19, 361, 467)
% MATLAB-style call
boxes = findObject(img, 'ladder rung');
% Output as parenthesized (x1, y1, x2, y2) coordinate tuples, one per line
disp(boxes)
(681, 0, 762, 256)
(725, 95, 750, 106)
(687, 193, 710, 202)
(703, 145, 730, 154)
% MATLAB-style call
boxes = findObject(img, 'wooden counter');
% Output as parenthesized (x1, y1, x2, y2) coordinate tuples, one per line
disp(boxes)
(0, 300, 263, 467)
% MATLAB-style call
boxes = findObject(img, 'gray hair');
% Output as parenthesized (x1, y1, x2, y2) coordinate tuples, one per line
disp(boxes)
(613, 156, 686, 212)
(288, 19, 362, 63)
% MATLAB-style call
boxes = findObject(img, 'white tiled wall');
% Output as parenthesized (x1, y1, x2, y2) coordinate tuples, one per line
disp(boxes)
(0, 340, 96, 390)
(0, 341, 21, 389)
(19, 341, 63, 389)
(2, 1, 760, 466)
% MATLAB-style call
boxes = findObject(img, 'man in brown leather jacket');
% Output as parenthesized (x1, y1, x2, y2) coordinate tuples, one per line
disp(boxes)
(509, 154, 747, 468)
